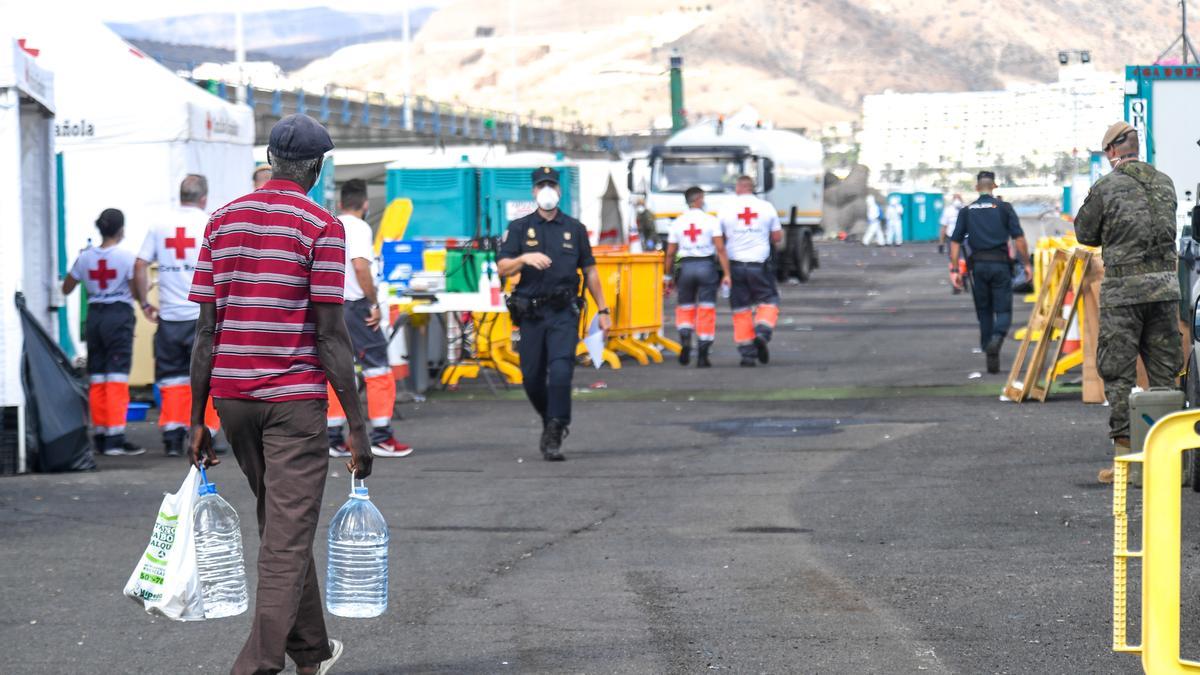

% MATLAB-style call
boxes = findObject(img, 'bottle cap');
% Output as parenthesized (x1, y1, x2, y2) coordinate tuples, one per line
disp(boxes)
(349, 475, 370, 500)
(198, 464, 218, 495)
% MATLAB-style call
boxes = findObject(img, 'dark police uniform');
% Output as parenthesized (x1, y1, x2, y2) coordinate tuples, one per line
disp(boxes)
(950, 190, 1024, 354)
(497, 172, 595, 444)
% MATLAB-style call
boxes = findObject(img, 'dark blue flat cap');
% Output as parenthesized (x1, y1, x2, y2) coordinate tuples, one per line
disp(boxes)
(268, 114, 334, 160)
(532, 166, 560, 185)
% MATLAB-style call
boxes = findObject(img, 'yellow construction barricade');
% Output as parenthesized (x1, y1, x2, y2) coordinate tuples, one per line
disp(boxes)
(1012, 235, 1100, 400)
(1112, 410, 1200, 673)
(578, 251, 679, 366)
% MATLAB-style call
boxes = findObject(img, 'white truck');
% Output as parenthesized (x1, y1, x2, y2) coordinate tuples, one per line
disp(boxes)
(629, 116, 825, 281)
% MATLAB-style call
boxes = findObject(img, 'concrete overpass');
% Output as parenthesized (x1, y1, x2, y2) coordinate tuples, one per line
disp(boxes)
(204, 81, 668, 157)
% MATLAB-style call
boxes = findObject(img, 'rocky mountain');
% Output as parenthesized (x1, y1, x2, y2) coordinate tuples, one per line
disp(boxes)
(295, 0, 1188, 130)
(109, 6, 435, 55)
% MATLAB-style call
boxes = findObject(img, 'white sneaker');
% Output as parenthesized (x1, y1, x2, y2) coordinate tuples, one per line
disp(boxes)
(371, 438, 414, 457)
(314, 639, 343, 675)
(328, 443, 351, 458)
(102, 444, 146, 456)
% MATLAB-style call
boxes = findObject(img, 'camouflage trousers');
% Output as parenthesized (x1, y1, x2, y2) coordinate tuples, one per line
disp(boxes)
(1096, 301, 1183, 439)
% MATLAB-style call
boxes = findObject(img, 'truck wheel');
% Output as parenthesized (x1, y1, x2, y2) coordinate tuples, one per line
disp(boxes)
(1187, 354, 1200, 491)
(794, 232, 812, 282)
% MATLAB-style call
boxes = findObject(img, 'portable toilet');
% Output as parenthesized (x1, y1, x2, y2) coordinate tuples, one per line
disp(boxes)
(907, 192, 944, 242)
(384, 161, 478, 242)
(481, 157, 580, 237)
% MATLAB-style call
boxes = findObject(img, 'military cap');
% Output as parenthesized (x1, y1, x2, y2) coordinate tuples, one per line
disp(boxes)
(532, 166, 560, 185)
(1102, 121, 1136, 150)
(268, 114, 334, 161)
(976, 171, 996, 182)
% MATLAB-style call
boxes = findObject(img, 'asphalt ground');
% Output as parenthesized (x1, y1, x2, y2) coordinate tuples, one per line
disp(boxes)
(2, 238, 1194, 674)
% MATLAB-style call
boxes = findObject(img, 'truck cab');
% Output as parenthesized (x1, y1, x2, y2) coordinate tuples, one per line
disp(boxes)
(629, 118, 824, 282)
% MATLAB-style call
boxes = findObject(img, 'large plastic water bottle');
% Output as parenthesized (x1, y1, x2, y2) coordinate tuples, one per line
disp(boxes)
(325, 477, 389, 618)
(192, 467, 249, 618)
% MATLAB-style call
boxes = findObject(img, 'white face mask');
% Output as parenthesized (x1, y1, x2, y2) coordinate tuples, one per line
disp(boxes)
(536, 186, 560, 211)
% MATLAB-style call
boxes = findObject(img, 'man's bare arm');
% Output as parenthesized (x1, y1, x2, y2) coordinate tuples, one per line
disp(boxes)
(189, 303, 218, 467)
(314, 302, 372, 478)
(134, 259, 158, 321)
(714, 236, 732, 281)
(352, 258, 377, 305)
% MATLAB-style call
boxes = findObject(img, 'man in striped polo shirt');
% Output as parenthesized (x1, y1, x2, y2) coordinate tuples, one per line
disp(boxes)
(188, 114, 368, 675)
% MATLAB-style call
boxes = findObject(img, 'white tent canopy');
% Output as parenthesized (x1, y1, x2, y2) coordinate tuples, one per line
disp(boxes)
(17, 15, 255, 352)
(0, 37, 55, 419)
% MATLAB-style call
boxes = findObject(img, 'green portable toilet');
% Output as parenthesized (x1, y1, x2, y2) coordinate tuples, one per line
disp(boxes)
(480, 163, 580, 237)
(908, 193, 944, 242)
(384, 164, 478, 241)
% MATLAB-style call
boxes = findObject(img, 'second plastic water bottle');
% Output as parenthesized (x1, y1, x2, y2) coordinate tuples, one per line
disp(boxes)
(193, 467, 249, 618)
(325, 476, 389, 618)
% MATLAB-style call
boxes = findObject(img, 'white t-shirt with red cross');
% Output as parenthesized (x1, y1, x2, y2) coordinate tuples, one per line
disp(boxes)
(137, 205, 208, 321)
(69, 245, 136, 305)
(718, 194, 781, 263)
(667, 208, 721, 258)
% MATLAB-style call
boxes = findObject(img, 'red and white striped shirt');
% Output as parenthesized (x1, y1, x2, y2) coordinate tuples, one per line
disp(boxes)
(188, 179, 346, 402)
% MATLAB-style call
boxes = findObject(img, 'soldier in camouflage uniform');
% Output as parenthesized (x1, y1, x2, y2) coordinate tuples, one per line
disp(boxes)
(1074, 121, 1183, 483)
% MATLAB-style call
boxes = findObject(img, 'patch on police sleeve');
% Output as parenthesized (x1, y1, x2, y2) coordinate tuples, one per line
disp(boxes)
(502, 229, 509, 243)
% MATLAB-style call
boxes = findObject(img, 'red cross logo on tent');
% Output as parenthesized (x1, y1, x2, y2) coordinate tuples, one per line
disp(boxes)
(89, 259, 117, 290)
(205, 113, 213, 139)
(737, 207, 758, 226)
(684, 222, 703, 243)
(165, 227, 196, 259)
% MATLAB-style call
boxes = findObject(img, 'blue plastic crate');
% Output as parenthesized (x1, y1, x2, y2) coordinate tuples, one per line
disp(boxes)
(126, 402, 151, 422)
(381, 240, 425, 290)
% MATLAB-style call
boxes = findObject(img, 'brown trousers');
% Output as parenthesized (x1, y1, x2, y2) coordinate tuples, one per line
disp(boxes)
(215, 397, 333, 675)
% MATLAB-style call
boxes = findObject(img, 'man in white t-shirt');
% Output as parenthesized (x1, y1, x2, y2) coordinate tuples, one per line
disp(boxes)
(325, 179, 413, 458)
(664, 186, 731, 368)
(134, 175, 220, 457)
(718, 176, 783, 367)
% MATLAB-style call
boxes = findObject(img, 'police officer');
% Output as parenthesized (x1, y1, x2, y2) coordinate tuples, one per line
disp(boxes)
(1075, 121, 1183, 483)
(663, 186, 730, 367)
(497, 167, 611, 460)
(948, 171, 1032, 374)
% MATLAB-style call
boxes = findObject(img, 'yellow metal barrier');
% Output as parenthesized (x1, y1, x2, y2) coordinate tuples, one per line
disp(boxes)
(577, 251, 678, 367)
(1112, 410, 1200, 672)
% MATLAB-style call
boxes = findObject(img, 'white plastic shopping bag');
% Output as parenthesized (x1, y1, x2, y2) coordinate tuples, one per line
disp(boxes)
(123, 465, 206, 621)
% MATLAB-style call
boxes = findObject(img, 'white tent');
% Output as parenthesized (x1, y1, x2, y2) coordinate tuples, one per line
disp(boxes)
(17, 16, 255, 353)
(0, 36, 56, 470)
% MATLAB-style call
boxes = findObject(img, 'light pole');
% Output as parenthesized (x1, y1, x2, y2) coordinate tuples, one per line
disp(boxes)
(402, 0, 413, 130)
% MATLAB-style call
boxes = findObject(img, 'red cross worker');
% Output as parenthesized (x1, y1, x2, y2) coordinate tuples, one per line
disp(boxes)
(63, 208, 146, 456)
(134, 175, 220, 456)
(664, 186, 731, 368)
(718, 176, 783, 367)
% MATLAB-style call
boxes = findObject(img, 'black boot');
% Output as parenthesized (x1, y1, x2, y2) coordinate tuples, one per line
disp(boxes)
(754, 335, 770, 364)
(985, 335, 1004, 374)
(541, 419, 568, 461)
(697, 342, 712, 368)
(678, 333, 692, 366)
(162, 428, 186, 457)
